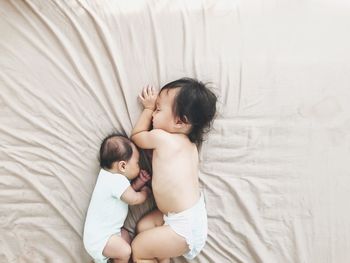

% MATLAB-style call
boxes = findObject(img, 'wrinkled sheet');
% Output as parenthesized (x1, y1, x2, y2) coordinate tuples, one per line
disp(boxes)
(1, 0, 350, 262)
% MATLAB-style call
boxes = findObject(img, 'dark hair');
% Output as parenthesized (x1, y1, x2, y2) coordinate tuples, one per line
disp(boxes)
(99, 132, 133, 169)
(160, 78, 217, 146)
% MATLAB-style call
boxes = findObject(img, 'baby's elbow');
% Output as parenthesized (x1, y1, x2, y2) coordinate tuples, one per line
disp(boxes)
(131, 133, 152, 149)
(133, 193, 147, 206)
(130, 134, 137, 143)
(130, 133, 142, 146)
(128, 197, 140, 206)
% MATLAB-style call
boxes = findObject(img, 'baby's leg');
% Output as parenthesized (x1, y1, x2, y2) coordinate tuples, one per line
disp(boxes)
(121, 227, 132, 244)
(131, 226, 188, 262)
(103, 234, 131, 263)
(136, 209, 163, 234)
(134, 210, 167, 263)
(131, 170, 151, 191)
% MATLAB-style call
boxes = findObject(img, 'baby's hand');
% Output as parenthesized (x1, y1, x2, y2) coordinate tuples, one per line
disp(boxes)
(131, 169, 151, 191)
(139, 85, 158, 110)
(139, 169, 151, 183)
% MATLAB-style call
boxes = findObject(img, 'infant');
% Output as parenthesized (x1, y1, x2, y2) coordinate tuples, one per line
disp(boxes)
(83, 133, 151, 263)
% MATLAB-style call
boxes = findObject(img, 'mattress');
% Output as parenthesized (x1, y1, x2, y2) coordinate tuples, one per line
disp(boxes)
(1, 0, 350, 262)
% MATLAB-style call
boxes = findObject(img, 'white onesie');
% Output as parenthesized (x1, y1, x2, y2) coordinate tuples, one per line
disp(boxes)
(83, 169, 130, 263)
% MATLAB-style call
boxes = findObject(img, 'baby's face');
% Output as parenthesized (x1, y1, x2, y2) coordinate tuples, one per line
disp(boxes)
(124, 144, 140, 179)
(152, 88, 178, 132)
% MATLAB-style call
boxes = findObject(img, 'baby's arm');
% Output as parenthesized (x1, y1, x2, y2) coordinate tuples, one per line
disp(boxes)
(121, 185, 150, 206)
(131, 85, 168, 149)
(131, 85, 157, 148)
(131, 170, 151, 191)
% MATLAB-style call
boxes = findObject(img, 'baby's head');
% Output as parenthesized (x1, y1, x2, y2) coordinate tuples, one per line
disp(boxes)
(152, 78, 217, 146)
(99, 133, 140, 179)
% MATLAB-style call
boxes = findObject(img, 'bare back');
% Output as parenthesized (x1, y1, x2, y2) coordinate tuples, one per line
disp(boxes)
(152, 133, 200, 214)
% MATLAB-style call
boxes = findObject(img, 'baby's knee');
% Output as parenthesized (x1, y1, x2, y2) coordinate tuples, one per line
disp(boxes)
(136, 219, 150, 234)
(119, 244, 132, 261)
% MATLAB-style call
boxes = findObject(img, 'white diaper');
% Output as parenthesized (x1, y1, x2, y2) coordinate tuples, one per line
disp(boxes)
(163, 193, 208, 259)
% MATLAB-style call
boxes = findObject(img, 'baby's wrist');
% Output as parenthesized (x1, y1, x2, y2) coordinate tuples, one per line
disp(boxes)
(144, 107, 154, 111)
(139, 176, 147, 182)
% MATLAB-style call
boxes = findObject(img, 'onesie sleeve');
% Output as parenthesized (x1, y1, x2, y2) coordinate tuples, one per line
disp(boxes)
(111, 175, 131, 199)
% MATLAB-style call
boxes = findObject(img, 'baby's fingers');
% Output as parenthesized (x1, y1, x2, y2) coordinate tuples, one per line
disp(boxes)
(140, 170, 150, 180)
(151, 85, 158, 96)
(146, 84, 154, 97)
(143, 85, 157, 97)
(147, 85, 154, 96)
(138, 93, 145, 101)
(142, 86, 148, 98)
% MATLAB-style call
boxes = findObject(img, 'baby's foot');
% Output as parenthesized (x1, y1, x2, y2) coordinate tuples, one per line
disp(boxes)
(131, 170, 151, 191)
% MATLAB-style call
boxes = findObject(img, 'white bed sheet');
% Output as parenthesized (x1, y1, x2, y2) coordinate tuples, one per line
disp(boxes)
(1, 0, 350, 262)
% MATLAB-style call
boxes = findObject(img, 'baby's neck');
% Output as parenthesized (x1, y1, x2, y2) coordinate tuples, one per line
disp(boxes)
(105, 167, 122, 174)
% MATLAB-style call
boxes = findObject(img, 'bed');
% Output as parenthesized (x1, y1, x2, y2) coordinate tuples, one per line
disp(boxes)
(1, 0, 350, 262)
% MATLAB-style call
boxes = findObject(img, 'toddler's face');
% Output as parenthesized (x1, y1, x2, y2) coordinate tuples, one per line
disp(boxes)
(124, 144, 140, 179)
(152, 88, 178, 132)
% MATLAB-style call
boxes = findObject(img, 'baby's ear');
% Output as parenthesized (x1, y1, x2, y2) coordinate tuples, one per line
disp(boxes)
(117, 161, 126, 172)
(175, 115, 189, 125)
(174, 117, 184, 128)
(175, 116, 192, 130)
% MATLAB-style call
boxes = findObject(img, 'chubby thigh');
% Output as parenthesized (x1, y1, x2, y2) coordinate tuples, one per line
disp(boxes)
(102, 234, 131, 260)
(136, 209, 164, 233)
(132, 225, 188, 260)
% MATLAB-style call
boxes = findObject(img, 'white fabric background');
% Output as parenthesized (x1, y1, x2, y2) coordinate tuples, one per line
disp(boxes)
(1, 0, 350, 262)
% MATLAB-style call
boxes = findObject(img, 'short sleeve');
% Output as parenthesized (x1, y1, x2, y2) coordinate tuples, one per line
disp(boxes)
(110, 175, 131, 199)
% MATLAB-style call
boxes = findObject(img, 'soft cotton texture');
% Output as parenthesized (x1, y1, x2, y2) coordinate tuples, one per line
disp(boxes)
(83, 169, 130, 263)
(1, 0, 350, 263)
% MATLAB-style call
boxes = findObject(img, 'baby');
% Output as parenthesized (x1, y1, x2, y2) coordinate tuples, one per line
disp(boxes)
(130, 78, 217, 262)
(83, 133, 151, 263)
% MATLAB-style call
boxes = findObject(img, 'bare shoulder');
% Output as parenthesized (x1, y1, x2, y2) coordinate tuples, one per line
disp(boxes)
(152, 129, 189, 149)
(153, 129, 187, 142)
(150, 128, 170, 137)
(131, 129, 173, 149)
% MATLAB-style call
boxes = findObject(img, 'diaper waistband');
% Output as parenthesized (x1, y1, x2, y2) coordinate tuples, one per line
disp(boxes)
(166, 193, 205, 217)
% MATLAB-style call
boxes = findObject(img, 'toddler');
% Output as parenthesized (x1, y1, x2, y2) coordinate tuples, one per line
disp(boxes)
(130, 78, 217, 262)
